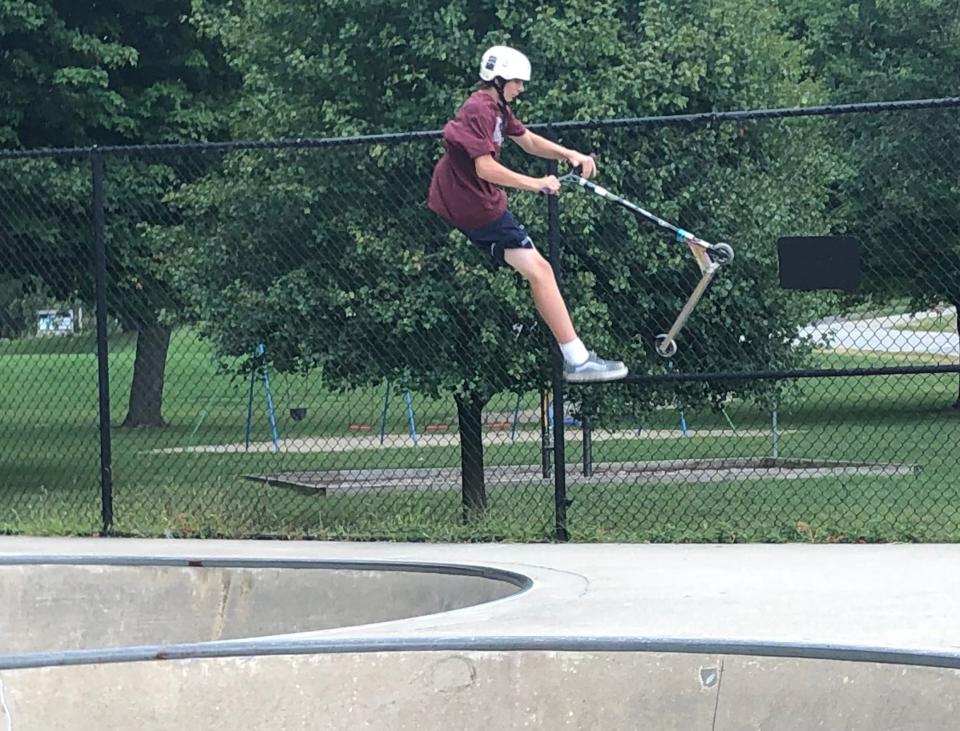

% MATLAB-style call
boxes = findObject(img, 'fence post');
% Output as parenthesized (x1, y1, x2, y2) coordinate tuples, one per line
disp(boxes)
(91, 149, 113, 534)
(540, 389, 552, 478)
(546, 151, 569, 541)
(582, 414, 593, 477)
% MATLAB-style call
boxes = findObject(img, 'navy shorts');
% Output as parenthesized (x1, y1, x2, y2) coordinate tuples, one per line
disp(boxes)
(459, 210, 534, 268)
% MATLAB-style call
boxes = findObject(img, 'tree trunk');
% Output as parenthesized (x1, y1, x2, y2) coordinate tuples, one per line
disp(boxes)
(122, 323, 171, 428)
(455, 392, 487, 520)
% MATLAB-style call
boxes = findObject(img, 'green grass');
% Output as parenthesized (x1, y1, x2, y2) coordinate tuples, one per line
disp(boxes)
(1, 328, 959, 542)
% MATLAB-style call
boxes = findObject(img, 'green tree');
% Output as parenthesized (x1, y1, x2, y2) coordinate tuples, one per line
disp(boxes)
(779, 0, 960, 403)
(0, 0, 237, 425)
(177, 0, 840, 512)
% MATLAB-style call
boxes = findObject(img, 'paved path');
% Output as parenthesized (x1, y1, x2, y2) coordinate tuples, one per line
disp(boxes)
(800, 309, 958, 356)
(153, 427, 779, 455)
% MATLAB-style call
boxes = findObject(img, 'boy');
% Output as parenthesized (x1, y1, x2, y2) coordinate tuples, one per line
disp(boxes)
(427, 45, 628, 383)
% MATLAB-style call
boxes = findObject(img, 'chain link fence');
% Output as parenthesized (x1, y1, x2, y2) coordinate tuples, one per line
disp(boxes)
(1, 97, 958, 541)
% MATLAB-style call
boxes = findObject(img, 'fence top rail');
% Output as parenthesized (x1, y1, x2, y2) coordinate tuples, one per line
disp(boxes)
(1, 96, 958, 161)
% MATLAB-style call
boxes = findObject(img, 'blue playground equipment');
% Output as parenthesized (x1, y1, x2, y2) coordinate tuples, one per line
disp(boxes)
(245, 343, 280, 453)
(377, 380, 419, 446)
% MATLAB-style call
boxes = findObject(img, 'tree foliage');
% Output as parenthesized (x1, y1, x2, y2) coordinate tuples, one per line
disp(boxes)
(779, 0, 960, 311)
(0, 0, 238, 425)
(172, 0, 843, 504)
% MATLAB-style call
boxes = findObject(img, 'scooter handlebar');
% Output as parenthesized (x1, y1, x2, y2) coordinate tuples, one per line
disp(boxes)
(557, 164, 584, 184)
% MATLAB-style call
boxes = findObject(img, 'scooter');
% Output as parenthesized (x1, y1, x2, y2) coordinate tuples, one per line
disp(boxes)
(557, 165, 734, 357)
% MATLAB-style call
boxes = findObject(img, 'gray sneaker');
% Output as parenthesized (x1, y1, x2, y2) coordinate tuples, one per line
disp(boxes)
(563, 353, 629, 383)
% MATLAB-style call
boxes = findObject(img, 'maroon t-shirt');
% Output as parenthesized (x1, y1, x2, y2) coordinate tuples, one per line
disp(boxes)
(427, 91, 527, 230)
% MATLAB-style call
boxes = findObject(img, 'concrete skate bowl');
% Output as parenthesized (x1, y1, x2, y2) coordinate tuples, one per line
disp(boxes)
(0, 556, 530, 653)
(2, 559, 960, 730)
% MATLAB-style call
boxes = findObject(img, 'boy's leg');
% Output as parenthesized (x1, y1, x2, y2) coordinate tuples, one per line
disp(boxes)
(458, 210, 627, 382)
(504, 247, 628, 383)
(503, 247, 576, 344)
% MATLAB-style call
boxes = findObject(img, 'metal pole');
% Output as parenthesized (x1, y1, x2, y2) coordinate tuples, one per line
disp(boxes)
(772, 404, 780, 459)
(582, 415, 593, 477)
(245, 359, 255, 449)
(257, 343, 280, 453)
(404, 390, 418, 446)
(547, 154, 569, 541)
(379, 380, 391, 445)
(92, 150, 113, 534)
(540, 389, 552, 478)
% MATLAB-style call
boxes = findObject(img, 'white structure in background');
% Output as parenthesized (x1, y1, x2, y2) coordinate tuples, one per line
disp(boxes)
(36, 307, 81, 336)
(798, 307, 959, 356)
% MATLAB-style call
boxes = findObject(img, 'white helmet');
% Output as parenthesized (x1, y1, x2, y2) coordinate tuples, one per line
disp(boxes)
(479, 46, 531, 82)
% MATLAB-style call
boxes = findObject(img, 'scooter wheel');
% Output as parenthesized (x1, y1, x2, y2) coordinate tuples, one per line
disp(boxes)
(711, 243, 734, 265)
(655, 334, 678, 358)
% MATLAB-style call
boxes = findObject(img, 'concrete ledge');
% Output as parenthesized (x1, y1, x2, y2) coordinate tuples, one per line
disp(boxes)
(245, 457, 921, 495)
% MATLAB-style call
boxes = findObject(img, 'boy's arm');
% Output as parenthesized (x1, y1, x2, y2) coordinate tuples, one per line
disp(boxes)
(475, 154, 558, 193)
(509, 130, 597, 178)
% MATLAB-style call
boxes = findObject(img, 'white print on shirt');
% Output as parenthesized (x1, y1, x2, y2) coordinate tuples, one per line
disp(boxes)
(493, 116, 503, 146)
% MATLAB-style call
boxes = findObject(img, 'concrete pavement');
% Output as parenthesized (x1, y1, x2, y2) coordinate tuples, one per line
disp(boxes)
(2, 537, 959, 730)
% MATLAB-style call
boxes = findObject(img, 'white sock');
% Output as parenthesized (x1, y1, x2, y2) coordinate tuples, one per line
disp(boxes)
(559, 337, 589, 366)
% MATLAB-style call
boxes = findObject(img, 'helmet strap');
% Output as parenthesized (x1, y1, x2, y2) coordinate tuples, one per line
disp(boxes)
(493, 77, 509, 114)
